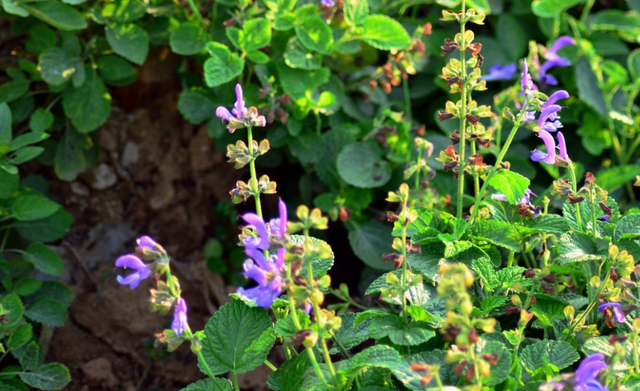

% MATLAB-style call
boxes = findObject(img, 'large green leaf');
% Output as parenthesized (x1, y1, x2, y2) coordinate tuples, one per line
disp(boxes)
(19, 363, 71, 390)
(614, 214, 640, 241)
(337, 345, 404, 382)
(486, 170, 529, 205)
(470, 220, 521, 252)
(592, 10, 640, 32)
(23, 243, 64, 277)
(369, 316, 435, 346)
(62, 67, 111, 132)
(15, 209, 73, 242)
(7, 323, 33, 350)
(170, 22, 207, 55)
(295, 16, 333, 54)
(24, 2, 87, 31)
(204, 42, 244, 87)
(106, 23, 149, 65)
(0, 102, 12, 147)
(329, 313, 371, 354)
(200, 300, 275, 374)
(38, 48, 77, 86)
(96, 55, 138, 86)
(343, 0, 369, 25)
(243, 18, 272, 51)
(531, 0, 581, 18)
(348, 221, 394, 270)
(337, 142, 391, 188)
(575, 58, 608, 118)
(11, 195, 60, 221)
(521, 340, 579, 373)
(178, 88, 217, 125)
(361, 15, 411, 50)
(597, 164, 640, 193)
(179, 378, 233, 391)
(290, 235, 334, 277)
(24, 296, 67, 327)
(553, 231, 599, 264)
(266, 353, 311, 391)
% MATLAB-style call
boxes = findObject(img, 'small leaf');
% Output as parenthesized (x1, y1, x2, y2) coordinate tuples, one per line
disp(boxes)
(575, 58, 608, 118)
(170, 22, 207, 55)
(329, 313, 371, 354)
(62, 67, 111, 132)
(179, 378, 233, 391)
(96, 55, 138, 86)
(24, 2, 87, 31)
(295, 16, 333, 54)
(38, 48, 77, 86)
(243, 18, 272, 52)
(337, 142, 391, 188)
(520, 340, 579, 372)
(1, 293, 24, 327)
(177, 88, 217, 125)
(15, 209, 73, 242)
(0, 102, 12, 147)
(470, 220, 521, 252)
(284, 38, 322, 70)
(24, 243, 64, 277)
(486, 170, 530, 205)
(361, 15, 411, 51)
(614, 214, 640, 241)
(204, 42, 244, 87)
(7, 323, 33, 350)
(12, 195, 60, 221)
(24, 296, 68, 327)
(106, 23, 149, 65)
(29, 109, 54, 133)
(348, 221, 394, 270)
(19, 363, 71, 390)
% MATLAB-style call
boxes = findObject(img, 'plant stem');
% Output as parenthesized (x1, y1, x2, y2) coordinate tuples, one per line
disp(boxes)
(247, 126, 264, 219)
(507, 250, 515, 267)
(414, 145, 422, 191)
(400, 221, 409, 326)
(565, 268, 611, 341)
(263, 360, 277, 372)
(580, 0, 596, 24)
(186, 0, 207, 28)
(165, 266, 179, 297)
(468, 98, 531, 223)
(456, 0, 468, 219)
(470, 140, 480, 202)
(590, 187, 598, 240)
(197, 351, 225, 391)
(403, 76, 412, 119)
(304, 229, 337, 385)
(233, 372, 240, 391)
(568, 164, 583, 233)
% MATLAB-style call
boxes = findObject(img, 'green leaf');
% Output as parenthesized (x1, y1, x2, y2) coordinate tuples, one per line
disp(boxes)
(275, 310, 309, 338)
(628, 48, 640, 79)
(592, 10, 640, 32)
(530, 294, 568, 327)
(520, 340, 579, 372)
(0, 169, 18, 199)
(531, 0, 581, 18)
(62, 67, 111, 132)
(2, 0, 28, 16)
(1, 293, 24, 327)
(96, 55, 138, 86)
(179, 378, 233, 391)
(7, 323, 33, 351)
(369, 316, 435, 346)
(26, 25, 58, 55)
(577, 113, 611, 156)
(477, 340, 511, 386)
(35, 281, 74, 306)
(101, 0, 146, 22)
(29, 109, 54, 133)
(285, 38, 322, 70)
(337, 142, 391, 188)
(12, 146, 44, 164)
(243, 18, 272, 51)
(15, 209, 73, 242)
(343, 0, 369, 25)
(0, 70, 29, 104)
(24, 243, 64, 277)
(614, 214, 640, 241)
(24, 2, 87, 31)
(276, 62, 329, 99)
(20, 341, 43, 370)
(11, 195, 60, 222)
(597, 164, 640, 193)
(575, 58, 608, 118)
(361, 15, 411, 51)
(287, 131, 322, 164)
(496, 14, 526, 61)
(486, 170, 530, 205)
(204, 42, 244, 88)
(521, 214, 571, 235)
(200, 300, 275, 375)
(38, 48, 77, 86)
(14, 278, 43, 296)
(471, 257, 498, 291)
(178, 88, 217, 125)
(470, 220, 521, 252)
(392, 350, 454, 390)
(553, 231, 598, 264)
(54, 127, 97, 180)
(106, 23, 149, 65)
(290, 235, 334, 276)
(246, 50, 269, 64)
(0, 102, 12, 147)
(24, 296, 67, 327)
(329, 313, 371, 354)
(170, 22, 207, 55)
(267, 353, 311, 391)
(295, 16, 333, 54)
(337, 345, 403, 381)
(348, 221, 394, 270)
(19, 363, 71, 390)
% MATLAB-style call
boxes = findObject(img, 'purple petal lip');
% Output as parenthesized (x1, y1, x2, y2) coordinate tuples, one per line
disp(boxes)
(544, 90, 570, 109)
(171, 298, 188, 335)
(242, 213, 270, 250)
(598, 302, 621, 311)
(216, 107, 233, 122)
(547, 36, 576, 56)
(598, 215, 610, 223)
(531, 130, 556, 165)
(233, 84, 246, 120)
(278, 199, 287, 238)
(137, 235, 158, 251)
(538, 105, 562, 131)
(598, 302, 626, 323)
(481, 63, 517, 81)
(557, 131, 568, 160)
(116, 254, 147, 271)
(575, 353, 607, 387)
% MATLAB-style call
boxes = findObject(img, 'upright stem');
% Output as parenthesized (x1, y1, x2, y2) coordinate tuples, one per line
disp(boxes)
(304, 229, 337, 385)
(186, 0, 207, 28)
(470, 140, 480, 201)
(233, 372, 240, 391)
(403, 76, 412, 119)
(590, 188, 598, 240)
(400, 222, 409, 326)
(414, 145, 422, 191)
(568, 164, 583, 232)
(247, 126, 264, 219)
(197, 351, 225, 391)
(469, 99, 531, 223)
(456, 0, 468, 219)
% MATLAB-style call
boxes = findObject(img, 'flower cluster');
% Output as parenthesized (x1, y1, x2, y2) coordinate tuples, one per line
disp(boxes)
(115, 236, 189, 336)
(216, 84, 266, 132)
(598, 302, 626, 324)
(520, 61, 571, 166)
(546, 353, 608, 391)
(237, 199, 288, 308)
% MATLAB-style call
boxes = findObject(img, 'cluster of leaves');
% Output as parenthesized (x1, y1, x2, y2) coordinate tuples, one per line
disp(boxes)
(0, 108, 72, 389)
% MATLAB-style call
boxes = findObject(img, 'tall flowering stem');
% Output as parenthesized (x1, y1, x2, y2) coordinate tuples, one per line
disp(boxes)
(567, 164, 583, 233)
(456, 0, 468, 219)
(247, 126, 263, 218)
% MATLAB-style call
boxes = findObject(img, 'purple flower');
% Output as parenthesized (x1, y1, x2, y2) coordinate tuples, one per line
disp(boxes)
(137, 236, 158, 251)
(115, 254, 152, 289)
(242, 213, 271, 250)
(557, 131, 569, 160)
(574, 353, 608, 391)
(321, 0, 335, 5)
(521, 59, 535, 98)
(237, 248, 285, 308)
(171, 298, 188, 335)
(531, 129, 557, 165)
(598, 215, 610, 223)
(538, 104, 563, 132)
(268, 199, 288, 238)
(232, 84, 247, 120)
(482, 63, 517, 81)
(492, 189, 536, 205)
(216, 84, 252, 132)
(539, 36, 575, 85)
(598, 302, 625, 323)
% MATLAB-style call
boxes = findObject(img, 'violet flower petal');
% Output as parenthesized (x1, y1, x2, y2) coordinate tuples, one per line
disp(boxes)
(531, 130, 557, 165)
(557, 131, 569, 160)
(116, 254, 147, 271)
(137, 236, 158, 251)
(547, 36, 576, 57)
(216, 107, 233, 122)
(171, 298, 188, 335)
(242, 213, 270, 250)
(481, 63, 517, 81)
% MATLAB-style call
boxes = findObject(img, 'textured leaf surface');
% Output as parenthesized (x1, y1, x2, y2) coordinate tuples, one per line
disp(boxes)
(520, 340, 579, 372)
(470, 220, 521, 252)
(24, 296, 67, 327)
(179, 378, 233, 391)
(204, 42, 244, 87)
(170, 22, 207, 55)
(361, 15, 411, 50)
(12, 195, 60, 221)
(487, 170, 529, 205)
(19, 363, 71, 390)
(62, 67, 111, 132)
(24, 243, 64, 277)
(348, 221, 394, 270)
(106, 23, 149, 65)
(337, 142, 390, 188)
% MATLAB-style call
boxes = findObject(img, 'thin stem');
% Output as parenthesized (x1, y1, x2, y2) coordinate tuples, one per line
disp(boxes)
(456, 0, 468, 219)
(186, 0, 207, 28)
(590, 188, 598, 241)
(414, 145, 422, 191)
(400, 221, 409, 326)
(165, 266, 179, 297)
(197, 351, 225, 391)
(233, 372, 240, 391)
(263, 360, 277, 372)
(565, 268, 611, 340)
(247, 126, 264, 219)
(403, 76, 412, 119)
(633, 332, 640, 374)
(580, 0, 596, 24)
(469, 98, 532, 223)
(507, 250, 515, 267)
(314, 111, 322, 135)
(568, 164, 583, 232)
(470, 140, 480, 202)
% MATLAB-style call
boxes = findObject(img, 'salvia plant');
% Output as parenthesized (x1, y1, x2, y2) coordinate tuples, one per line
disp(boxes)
(111, 4, 640, 386)
(2, 0, 640, 390)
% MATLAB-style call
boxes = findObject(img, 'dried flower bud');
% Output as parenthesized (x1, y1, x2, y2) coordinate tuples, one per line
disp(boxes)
(522, 269, 536, 279)
(438, 111, 455, 121)
(505, 306, 519, 315)
(465, 114, 480, 125)
(585, 172, 596, 185)
(568, 194, 585, 205)
(609, 334, 628, 345)
(542, 274, 557, 284)
(440, 38, 458, 56)
(411, 363, 429, 372)
(387, 211, 400, 222)
(466, 43, 482, 56)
